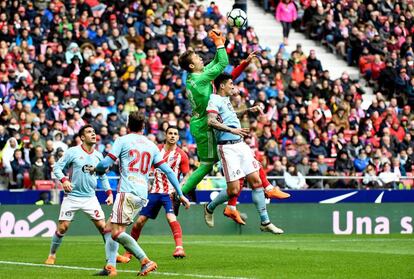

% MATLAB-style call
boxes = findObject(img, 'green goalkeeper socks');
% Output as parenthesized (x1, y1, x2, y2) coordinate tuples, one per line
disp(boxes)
(181, 162, 214, 194)
(115, 232, 147, 261)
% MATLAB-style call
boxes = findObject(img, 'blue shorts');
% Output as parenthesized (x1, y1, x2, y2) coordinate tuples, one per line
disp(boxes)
(139, 193, 174, 219)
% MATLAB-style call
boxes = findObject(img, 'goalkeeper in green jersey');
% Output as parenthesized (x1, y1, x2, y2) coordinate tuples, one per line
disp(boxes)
(178, 29, 228, 195)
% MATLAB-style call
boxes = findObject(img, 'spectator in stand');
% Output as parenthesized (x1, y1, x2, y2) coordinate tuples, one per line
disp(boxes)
(275, 0, 297, 46)
(268, 160, 286, 189)
(362, 164, 382, 189)
(306, 161, 323, 189)
(378, 162, 400, 189)
(283, 164, 306, 189)
(10, 149, 30, 189)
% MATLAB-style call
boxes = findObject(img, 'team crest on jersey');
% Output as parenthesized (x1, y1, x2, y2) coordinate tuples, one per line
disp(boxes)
(227, 102, 234, 111)
(82, 164, 94, 174)
(64, 211, 73, 217)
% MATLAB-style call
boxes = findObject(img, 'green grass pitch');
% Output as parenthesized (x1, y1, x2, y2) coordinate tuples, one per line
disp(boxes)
(0, 234, 413, 279)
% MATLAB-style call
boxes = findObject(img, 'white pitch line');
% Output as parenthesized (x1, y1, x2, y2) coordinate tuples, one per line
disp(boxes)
(0, 261, 252, 279)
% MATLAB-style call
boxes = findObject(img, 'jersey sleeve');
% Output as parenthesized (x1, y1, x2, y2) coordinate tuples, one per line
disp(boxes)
(199, 47, 229, 83)
(97, 152, 111, 191)
(99, 173, 111, 191)
(108, 137, 122, 161)
(53, 148, 74, 182)
(231, 60, 248, 80)
(152, 143, 166, 168)
(206, 95, 220, 114)
(179, 150, 190, 175)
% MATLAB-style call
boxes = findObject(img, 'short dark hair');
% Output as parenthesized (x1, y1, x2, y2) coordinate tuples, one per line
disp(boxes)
(166, 125, 178, 133)
(179, 50, 195, 72)
(214, 72, 233, 92)
(128, 111, 146, 132)
(78, 124, 94, 138)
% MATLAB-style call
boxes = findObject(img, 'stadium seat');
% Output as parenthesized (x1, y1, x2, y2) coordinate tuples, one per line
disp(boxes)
(323, 158, 336, 167)
(23, 171, 31, 189)
(344, 130, 357, 142)
(404, 172, 413, 189)
(35, 180, 55, 190)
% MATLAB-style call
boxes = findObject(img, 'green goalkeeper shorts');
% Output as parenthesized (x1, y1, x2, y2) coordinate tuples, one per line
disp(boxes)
(190, 118, 218, 163)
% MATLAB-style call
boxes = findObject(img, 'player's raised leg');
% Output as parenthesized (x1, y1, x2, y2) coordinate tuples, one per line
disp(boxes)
(224, 178, 246, 224)
(247, 170, 284, 234)
(204, 177, 244, 227)
(259, 167, 290, 199)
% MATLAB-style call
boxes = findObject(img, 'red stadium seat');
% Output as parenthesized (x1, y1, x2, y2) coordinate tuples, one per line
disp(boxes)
(35, 180, 55, 190)
(344, 130, 357, 142)
(404, 172, 413, 189)
(23, 171, 31, 189)
(323, 158, 336, 167)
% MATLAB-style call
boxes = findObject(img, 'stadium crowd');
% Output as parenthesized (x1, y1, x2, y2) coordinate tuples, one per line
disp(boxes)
(0, 0, 413, 191)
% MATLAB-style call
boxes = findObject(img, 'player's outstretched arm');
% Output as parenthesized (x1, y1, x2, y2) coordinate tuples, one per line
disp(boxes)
(236, 105, 263, 118)
(231, 50, 259, 80)
(95, 156, 115, 175)
(200, 29, 229, 82)
(158, 163, 191, 209)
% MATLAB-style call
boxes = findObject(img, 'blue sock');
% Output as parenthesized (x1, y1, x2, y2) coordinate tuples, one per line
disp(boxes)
(104, 232, 118, 266)
(49, 231, 64, 255)
(207, 188, 229, 212)
(115, 232, 147, 262)
(252, 188, 270, 224)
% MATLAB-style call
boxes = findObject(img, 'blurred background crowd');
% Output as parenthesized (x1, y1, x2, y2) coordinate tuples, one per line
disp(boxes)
(0, 0, 413, 191)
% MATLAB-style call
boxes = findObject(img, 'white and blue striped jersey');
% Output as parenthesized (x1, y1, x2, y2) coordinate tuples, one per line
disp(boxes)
(206, 94, 242, 142)
(54, 145, 111, 198)
(107, 133, 164, 198)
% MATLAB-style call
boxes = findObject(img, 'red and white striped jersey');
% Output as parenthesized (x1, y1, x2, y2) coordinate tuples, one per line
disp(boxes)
(150, 146, 190, 194)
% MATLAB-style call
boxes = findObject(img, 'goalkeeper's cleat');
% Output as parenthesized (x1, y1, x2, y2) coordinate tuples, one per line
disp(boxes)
(94, 264, 117, 276)
(139, 259, 157, 276)
(265, 186, 290, 199)
(223, 207, 246, 225)
(260, 223, 284, 234)
(204, 204, 214, 227)
(44, 255, 56, 265)
(116, 254, 131, 264)
(173, 246, 186, 258)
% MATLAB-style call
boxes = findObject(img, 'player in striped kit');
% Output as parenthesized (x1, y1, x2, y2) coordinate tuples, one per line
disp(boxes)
(93, 112, 190, 276)
(44, 125, 113, 265)
(123, 126, 189, 260)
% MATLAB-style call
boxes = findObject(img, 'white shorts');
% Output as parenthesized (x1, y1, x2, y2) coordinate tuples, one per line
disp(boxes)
(111, 192, 148, 225)
(217, 141, 260, 182)
(59, 195, 105, 221)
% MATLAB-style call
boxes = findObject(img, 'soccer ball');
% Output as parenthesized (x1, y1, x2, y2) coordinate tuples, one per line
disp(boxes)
(227, 8, 247, 28)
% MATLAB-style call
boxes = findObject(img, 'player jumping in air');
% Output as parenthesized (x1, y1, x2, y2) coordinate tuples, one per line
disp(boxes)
(123, 125, 190, 261)
(177, 28, 228, 199)
(205, 73, 284, 234)
(178, 42, 289, 224)
(93, 112, 190, 276)
(45, 125, 114, 265)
